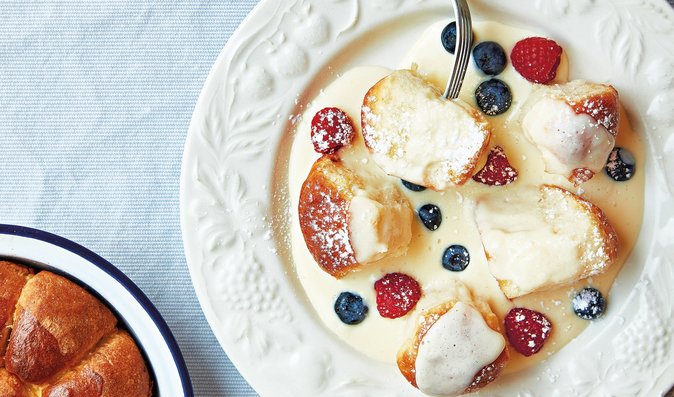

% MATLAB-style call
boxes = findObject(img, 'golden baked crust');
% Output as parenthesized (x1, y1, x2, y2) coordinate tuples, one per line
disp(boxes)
(547, 184, 620, 271)
(483, 185, 619, 299)
(5, 271, 117, 383)
(0, 262, 32, 367)
(0, 368, 28, 397)
(547, 81, 620, 185)
(298, 155, 359, 278)
(552, 80, 620, 137)
(0, 262, 152, 396)
(397, 298, 508, 394)
(522, 80, 620, 185)
(299, 154, 413, 278)
(43, 331, 152, 397)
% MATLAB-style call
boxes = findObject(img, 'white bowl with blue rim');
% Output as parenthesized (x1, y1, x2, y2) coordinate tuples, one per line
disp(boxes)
(0, 224, 193, 396)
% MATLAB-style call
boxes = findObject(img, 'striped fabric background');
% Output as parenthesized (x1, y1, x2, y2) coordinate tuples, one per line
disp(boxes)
(0, 2, 259, 396)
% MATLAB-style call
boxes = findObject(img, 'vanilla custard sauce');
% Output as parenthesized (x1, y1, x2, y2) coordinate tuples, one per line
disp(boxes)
(286, 21, 644, 375)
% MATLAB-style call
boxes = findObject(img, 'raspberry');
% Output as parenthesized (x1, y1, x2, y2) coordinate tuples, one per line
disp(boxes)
(504, 308, 552, 356)
(310, 107, 355, 154)
(472, 146, 518, 186)
(374, 273, 421, 319)
(511, 37, 563, 84)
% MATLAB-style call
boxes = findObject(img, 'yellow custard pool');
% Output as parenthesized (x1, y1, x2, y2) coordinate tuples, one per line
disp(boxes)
(286, 20, 644, 378)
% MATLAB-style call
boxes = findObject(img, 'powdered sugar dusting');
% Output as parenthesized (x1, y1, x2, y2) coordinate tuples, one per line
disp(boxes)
(298, 171, 357, 277)
(362, 102, 408, 159)
(311, 107, 356, 154)
(554, 80, 620, 136)
(522, 86, 616, 182)
(574, 95, 619, 136)
(361, 70, 490, 189)
(569, 167, 594, 186)
(545, 186, 618, 277)
(579, 214, 615, 275)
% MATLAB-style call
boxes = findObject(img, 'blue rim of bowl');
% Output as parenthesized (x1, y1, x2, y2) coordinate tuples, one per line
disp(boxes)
(0, 224, 194, 397)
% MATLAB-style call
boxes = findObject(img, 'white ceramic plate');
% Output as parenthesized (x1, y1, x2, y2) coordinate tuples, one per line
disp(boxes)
(0, 224, 193, 396)
(180, 1, 674, 395)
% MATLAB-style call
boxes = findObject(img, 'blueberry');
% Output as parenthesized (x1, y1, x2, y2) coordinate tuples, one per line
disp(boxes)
(572, 287, 606, 320)
(334, 292, 368, 325)
(441, 22, 473, 54)
(418, 204, 442, 231)
(442, 245, 470, 271)
(441, 22, 458, 54)
(605, 147, 636, 182)
(473, 41, 507, 75)
(402, 179, 427, 192)
(475, 78, 512, 116)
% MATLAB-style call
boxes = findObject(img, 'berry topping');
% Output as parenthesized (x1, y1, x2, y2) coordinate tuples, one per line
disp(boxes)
(402, 179, 427, 192)
(442, 245, 470, 272)
(472, 146, 518, 186)
(418, 204, 442, 231)
(475, 79, 512, 116)
(511, 37, 563, 84)
(374, 273, 421, 319)
(310, 107, 355, 154)
(572, 287, 606, 320)
(440, 21, 474, 54)
(473, 41, 507, 75)
(605, 147, 636, 182)
(441, 22, 457, 54)
(570, 168, 595, 186)
(334, 292, 368, 325)
(504, 308, 552, 357)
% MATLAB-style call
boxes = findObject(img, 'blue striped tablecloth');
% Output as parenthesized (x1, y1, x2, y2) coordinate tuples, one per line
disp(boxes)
(0, 2, 259, 396)
(0, 1, 671, 396)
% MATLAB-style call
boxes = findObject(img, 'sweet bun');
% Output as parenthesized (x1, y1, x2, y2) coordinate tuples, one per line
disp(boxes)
(0, 368, 28, 397)
(299, 155, 413, 278)
(361, 69, 491, 191)
(0, 261, 152, 396)
(6, 271, 117, 383)
(474, 185, 619, 299)
(0, 262, 32, 367)
(522, 80, 619, 185)
(397, 281, 508, 396)
(43, 331, 151, 397)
